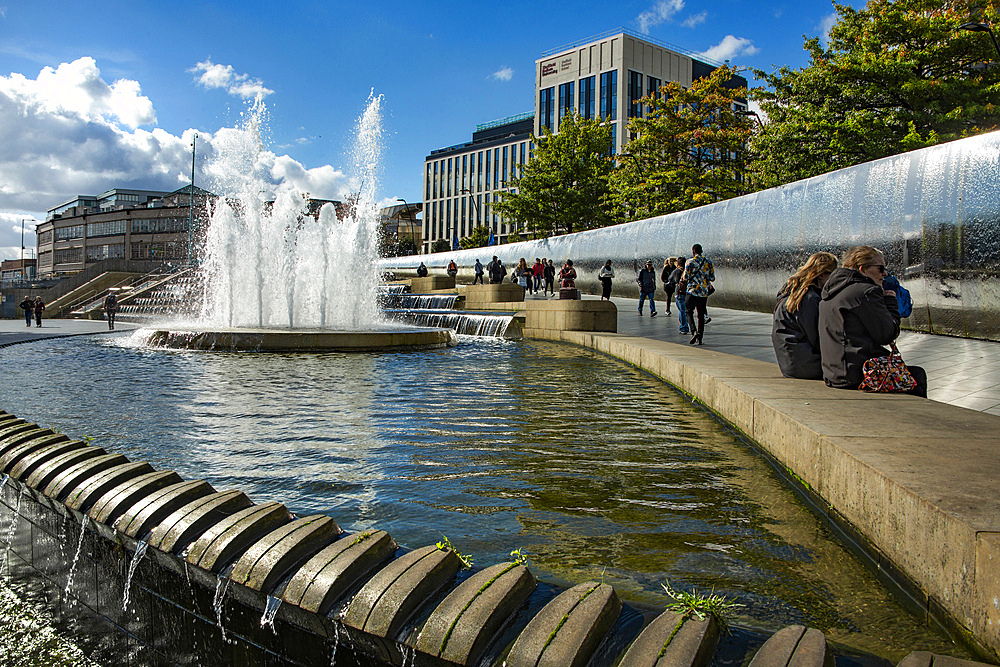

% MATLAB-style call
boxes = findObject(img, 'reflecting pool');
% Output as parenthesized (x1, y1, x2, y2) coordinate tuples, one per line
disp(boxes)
(0, 334, 968, 661)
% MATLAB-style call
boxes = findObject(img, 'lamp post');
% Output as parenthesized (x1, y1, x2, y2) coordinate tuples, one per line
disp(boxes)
(187, 133, 198, 265)
(460, 188, 481, 245)
(396, 197, 418, 255)
(735, 109, 764, 127)
(960, 21, 1000, 59)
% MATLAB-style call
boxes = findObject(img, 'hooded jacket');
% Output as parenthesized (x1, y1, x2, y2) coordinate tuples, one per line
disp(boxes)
(818, 267, 900, 388)
(771, 286, 823, 380)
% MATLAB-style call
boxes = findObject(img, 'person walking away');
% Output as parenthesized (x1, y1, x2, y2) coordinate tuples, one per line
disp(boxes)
(103, 291, 120, 331)
(33, 296, 45, 328)
(598, 260, 614, 300)
(771, 252, 838, 379)
(819, 246, 926, 396)
(544, 260, 556, 296)
(670, 257, 688, 334)
(417, 262, 428, 277)
(487, 256, 502, 284)
(661, 258, 675, 315)
(19, 296, 33, 327)
(637, 260, 657, 316)
(473, 259, 484, 284)
(532, 258, 544, 293)
(683, 245, 714, 344)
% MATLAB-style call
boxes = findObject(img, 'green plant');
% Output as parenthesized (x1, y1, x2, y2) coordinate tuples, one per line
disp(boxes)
(436, 535, 473, 569)
(661, 581, 741, 632)
(509, 548, 529, 566)
(82, 435, 95, 445)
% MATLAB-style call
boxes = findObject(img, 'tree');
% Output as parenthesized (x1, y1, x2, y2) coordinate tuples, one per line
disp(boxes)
(751, 0, 1000, 188)
(431, 238, 450, 254)
(459, 224, 490, 249)
(492, 113, 615, 237)
(608, 64, 753, 221)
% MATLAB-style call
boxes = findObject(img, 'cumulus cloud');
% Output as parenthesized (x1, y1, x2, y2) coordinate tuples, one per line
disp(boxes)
(698, 35, 759, 62)
(818, 12, 838, 46)
(0, 57, 351, 260)
(190, 59, 274, 99)
(681, 11, 707, 28)
(491, 66, 514, 81)
(637, 0, 685, 33)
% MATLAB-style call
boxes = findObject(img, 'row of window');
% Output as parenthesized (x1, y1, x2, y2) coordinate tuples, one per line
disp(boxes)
(86, 243, 125, 261)
(45, 217, 192, 244)
(131, 217, 189, 234)
(539, 71, 620, 131)
(55, 225, 85, 241)
(131, 241, 186, 260)
(54, 247, 83, 264)
(422, 193, 511, 242)
(424, 141, 529, 201)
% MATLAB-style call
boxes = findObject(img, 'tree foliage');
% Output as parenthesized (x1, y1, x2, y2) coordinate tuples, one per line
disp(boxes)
(608, 64, 753, 221)
(458, 223, 490, 249)
(492, 114, 615, 237)
(431, 238, 450, 253)
(751, 0, 1000, 188)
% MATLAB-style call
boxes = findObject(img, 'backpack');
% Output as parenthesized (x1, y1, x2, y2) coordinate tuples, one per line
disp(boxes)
(883, 275, 912, 318)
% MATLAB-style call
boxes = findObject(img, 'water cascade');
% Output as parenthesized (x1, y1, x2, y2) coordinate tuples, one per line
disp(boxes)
(260, 595, 281, 631)
(63, 514, 89, 600)
(122, 540, 148, 611)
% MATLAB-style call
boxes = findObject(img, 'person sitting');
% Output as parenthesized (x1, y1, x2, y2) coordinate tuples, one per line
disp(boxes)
(446, 260, 458, 277)
(771, 252, 838, 379)
(416, 262, 428, 277)
(819, 246, 926, 396)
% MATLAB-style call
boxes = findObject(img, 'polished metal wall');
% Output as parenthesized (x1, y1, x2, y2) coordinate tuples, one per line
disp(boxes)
(385, 131, 1000, 340)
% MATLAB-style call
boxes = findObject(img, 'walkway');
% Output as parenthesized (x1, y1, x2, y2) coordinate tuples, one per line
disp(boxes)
(0, 319, 139, 348)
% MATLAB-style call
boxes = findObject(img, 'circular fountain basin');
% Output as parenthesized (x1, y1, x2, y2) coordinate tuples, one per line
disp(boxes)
(146, 327, 456, 352)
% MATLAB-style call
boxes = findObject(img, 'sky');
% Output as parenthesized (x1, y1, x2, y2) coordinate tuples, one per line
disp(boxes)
(0, 0, 862, 261)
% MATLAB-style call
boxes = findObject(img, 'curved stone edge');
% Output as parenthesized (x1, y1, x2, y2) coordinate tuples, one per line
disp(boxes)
(186, 501, 292, 573)
(0, 436, 82, 475)
(7, 439, 89, 482)
(416, 561, 536, 665)
(0, 428, 67, 460)
(748, 625, 833, 667)
(63, 461, 155, 513)
(505, 581, 621, 667)
(116, 479, 216, 539)
(229, 514, 341, 593)
(147, 328, 455, 352)
(618, 610, 718, 667)
(27, 448, 112, 492)
(898, 651, 997, 667)
(148, 489, 253, 554)
(87, 470, 184, 525)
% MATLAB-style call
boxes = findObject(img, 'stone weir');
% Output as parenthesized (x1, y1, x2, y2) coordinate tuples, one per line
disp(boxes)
(0, 410, 990, 667)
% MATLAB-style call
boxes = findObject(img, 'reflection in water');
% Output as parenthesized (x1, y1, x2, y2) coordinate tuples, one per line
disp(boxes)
(0, 334, 967, 661)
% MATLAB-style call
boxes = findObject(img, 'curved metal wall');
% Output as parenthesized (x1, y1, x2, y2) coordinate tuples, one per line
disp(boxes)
(384, 131, 1000, 340)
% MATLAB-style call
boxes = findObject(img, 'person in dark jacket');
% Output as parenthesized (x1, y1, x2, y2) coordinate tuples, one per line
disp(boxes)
(771, 252, 838, 379)
(637, 260, 657, 316)
(33, 296, 45, 327)
(416, 262, 428, 277)
(819, 246, 926, 396)
(19, 296, 33, 327)
(661, 258, 675, 315)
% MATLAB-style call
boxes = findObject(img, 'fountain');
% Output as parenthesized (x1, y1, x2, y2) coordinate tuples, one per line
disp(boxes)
(147, 94, 454, 352)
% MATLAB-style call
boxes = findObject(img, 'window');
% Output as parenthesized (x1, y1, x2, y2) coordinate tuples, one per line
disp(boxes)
(628, 71, 643, 119)
(87, 220, 126, 237)
(493, 148, 500, 187)
(461, 198, 466, 237)
(130, 242, 185, 260)
(55, 225, 85, 241)
(131, 218, 187, 234)
(477, 152, 483, 191)
(447, 158, 452, 197)
(647, 76, 661, 101)
(579, 76, 596, 120)
(462, 155, 468, 191)
(426, 163, 432, 200)
(558, 81, 574, 119)
(485, 150, 491, 190)
(600, 71, 617, 120)
(502, 147, 508, 188)
(610, 123, 617, 155)
(433, 162, 438, 199)
(37, 231, 53, 245)
(539, 87, 555, 131)
(87, 243, 125, 261)
(54, 247, 83, 264)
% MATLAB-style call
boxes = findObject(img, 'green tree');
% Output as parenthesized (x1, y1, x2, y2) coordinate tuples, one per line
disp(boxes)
(431, 238, 450, 253)
(751, 0, 1000, 188)
(459, 224, 490, 249)
(492, 113, 615, 237)
(608, 64, 753, 221)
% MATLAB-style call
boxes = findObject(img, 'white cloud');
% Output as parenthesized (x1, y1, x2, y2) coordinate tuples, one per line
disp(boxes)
(748, 98, 768, 124)
(818, 12, 837, 46)
(491, 66, 514, 81)
(637, 0, 685, 33)
(681, 11, 707, 28)
(0, 57, 350, 260)
(0, 7, 7, 19)
(190, 59, 274, 99)
(698, 35, 760, 62)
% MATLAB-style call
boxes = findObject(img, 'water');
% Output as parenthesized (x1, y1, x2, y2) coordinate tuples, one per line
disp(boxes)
(213, 574, 231, 642)
(122, 540, 148, 611)
(260, 594, 281, 631)
(1, 485, 24, 577)
(0, 333, 968, 661)
(63, 515, 89, 600)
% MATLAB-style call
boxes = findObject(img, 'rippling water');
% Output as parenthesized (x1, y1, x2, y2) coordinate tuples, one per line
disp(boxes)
(0, 333, 966, 661)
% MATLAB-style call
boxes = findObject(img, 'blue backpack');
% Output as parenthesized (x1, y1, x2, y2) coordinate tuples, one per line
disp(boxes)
(883, 275, 912, 318)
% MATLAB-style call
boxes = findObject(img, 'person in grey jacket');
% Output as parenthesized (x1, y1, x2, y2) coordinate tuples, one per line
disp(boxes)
(637, 260, 657, 316)
(772, 252, 838, 379)
(819, 246, 925, 396)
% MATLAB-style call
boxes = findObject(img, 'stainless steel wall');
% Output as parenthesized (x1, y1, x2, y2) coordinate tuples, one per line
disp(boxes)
(385, 131, 1000, 340)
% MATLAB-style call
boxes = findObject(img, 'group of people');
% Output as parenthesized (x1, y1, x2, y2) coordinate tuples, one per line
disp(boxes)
(771, 246, 926, 396)
(18, 296, 45, 328)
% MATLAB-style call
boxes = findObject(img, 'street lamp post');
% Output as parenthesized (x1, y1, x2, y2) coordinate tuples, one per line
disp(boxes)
(460, 189, 481, 245)
(960, 22, 1000, 59)
(396, 198, 418, 255)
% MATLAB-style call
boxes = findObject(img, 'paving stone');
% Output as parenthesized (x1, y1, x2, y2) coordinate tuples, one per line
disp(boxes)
(505, 581, 621, 667)
(25, 447, 109, 491)
(0, 435, 81, 474)
(343, 544, 463, 639)
(7, 439, 89, 482)
(897, 652, 998, 667)
(185, 501, 292, 573)
(618, 610, 718, 667)
(747, 625, 833, 667)
(147, 489, 254, 555)
(116, 480, 216, 539)
(416, 561, 536, 666)
(229, 514, 340, 593)
(282, 529, 398, 615)
(63, 462, 156, 513)
(40, 453, 130, 500)
(87, 470, 185, 525)
(0, 428, 67, 459)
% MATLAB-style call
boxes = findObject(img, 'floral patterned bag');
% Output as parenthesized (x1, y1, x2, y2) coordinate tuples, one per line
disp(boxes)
(859, 343, 917, 393)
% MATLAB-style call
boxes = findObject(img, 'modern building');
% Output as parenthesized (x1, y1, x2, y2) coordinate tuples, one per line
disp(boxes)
(421, 28, 749, 250)
(0, 258, 36, 282)
(379, 202, 423, 255)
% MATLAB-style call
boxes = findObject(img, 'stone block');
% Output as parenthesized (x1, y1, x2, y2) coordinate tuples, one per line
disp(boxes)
(41, 453, 131, 500)
(343, 544, 463, 639)
(506, 581, 621, 667)
(147, 489, 253, 555)
(411, 275, 456, 292)
(0, 428, 67, 460)
(416, 561, 536, 665)
(229, 514, 340, 593)
(87, 470, 185, 526)
(282, 529, 398, 615)
(186, 501, 292, 573)
(63, 462, 157, 513)
(975, 533, 1000, 660)
(464, 283, 525, 308)
(559, 288, 581, 300)
(897, 651, 996, 667)
(618, 610, 718, 667)
(25, 447, 108, 491)
(0, 437, 84, 476)
(7, 440, 88, 482)
(523, 300, 617, 334)
(116, 479, 216, 539)
(0, 421, 32, 441)
(747, 625, 833, 667)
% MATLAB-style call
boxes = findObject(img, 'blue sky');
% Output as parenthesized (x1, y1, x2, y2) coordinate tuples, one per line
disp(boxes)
(0, 0, 860, 259)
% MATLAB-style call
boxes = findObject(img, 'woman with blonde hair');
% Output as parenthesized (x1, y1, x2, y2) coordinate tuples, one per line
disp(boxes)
(771, 252, 838, 379)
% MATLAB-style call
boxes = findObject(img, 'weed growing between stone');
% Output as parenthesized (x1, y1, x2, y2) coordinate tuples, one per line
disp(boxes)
(661, 581, 742, 632)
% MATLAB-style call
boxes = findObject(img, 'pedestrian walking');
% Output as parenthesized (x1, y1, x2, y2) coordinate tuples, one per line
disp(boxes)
(104, 291, 119, 330)
(637, 260, 657, 316)
(473, 259, 484, 284)
(33, 296, 45, 328)
(532, 258, 544, 293)
(543, 260, 556, 295)
(661, 258, 675, 315)
(598, 260, 614, 300)
(671, 257, 688, 334)
(19, 296, 33, 327)
(682, 244, 715, 345)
